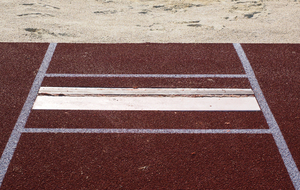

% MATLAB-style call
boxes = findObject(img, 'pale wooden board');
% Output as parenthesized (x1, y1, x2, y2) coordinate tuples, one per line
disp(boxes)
(33, 96, 260, 111)
(39, 87, 254, 95)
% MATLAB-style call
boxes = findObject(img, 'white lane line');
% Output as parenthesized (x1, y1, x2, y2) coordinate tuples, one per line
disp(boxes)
(39, 87, 254, 96)
(21, 128, 271, 134)
(0, 43, 57, 187)
(234, 43, 300, 190)
(33, 96, 260, 111)
(45, 73, 248, 78)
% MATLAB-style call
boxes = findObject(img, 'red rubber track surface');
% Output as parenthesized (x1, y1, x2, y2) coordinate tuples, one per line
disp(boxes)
(47, 43, 245, 74)
(242, 44, 300, 171)
(25, 110, 268, 129)
(42, 77, 251, 88)
(0, 43, 49, 156)
(2, 134, 294, 189)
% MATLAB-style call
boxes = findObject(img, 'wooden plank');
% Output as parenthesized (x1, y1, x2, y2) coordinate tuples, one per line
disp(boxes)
(33, 96, 260, 111)
(38, 87, 254, 96)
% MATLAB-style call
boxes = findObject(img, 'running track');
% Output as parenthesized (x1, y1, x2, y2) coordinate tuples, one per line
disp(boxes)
(0, 43, 299, 189)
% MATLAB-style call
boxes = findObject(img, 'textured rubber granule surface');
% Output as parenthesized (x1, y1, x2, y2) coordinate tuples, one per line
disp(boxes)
(2, 133, 294, 189)
(243, 44, 300, 171)
(47, 43, 245, 74)
(25, 110, 268, 129)
(0, 43, 49, 155)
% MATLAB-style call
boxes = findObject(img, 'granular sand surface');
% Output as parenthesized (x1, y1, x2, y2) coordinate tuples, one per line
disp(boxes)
(1, 0, 299, 43)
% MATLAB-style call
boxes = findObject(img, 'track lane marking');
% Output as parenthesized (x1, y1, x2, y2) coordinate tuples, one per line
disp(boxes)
(45, 73, 248, 78)
(0, 43, 57, 186)
(21, 128, 271, 134)
(234, 43, 300, 190)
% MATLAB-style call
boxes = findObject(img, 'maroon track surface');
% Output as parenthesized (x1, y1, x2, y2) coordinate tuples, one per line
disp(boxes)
(1, 134, 294, 189)
(243, 44, 300, 174)
(0, 43, 49, 156)
(0, 43, 299, 189)
(42, 77, 251, 88)
(47, 43, 245, 74)
(25, 111, 268, 129)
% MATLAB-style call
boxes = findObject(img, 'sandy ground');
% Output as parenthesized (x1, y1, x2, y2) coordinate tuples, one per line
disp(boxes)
(0, 0, 299, 43)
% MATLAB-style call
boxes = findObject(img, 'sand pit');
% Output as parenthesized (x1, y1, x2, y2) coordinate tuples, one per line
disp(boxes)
(0, 0, 299, 43)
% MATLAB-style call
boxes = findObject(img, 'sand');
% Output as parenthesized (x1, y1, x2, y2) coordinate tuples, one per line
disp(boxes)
(0, 0, 299, 43)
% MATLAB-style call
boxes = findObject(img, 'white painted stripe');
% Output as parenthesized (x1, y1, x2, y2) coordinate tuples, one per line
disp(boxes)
(39, 87, 254, 96)
(21, 128, 271, 134)
(0, 43, 57, 187)
(234, 43, 300, 189)
(45, 73, 248, 78)
(33, 96, 260, 111)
